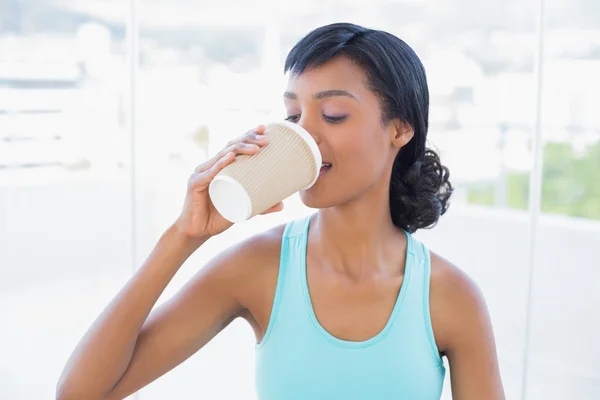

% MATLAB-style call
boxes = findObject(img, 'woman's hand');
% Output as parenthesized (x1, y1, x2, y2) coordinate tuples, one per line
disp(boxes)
(174, 125, 284, 241)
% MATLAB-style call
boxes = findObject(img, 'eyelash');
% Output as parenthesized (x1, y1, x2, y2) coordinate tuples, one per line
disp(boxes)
(285, 114, 347, 124)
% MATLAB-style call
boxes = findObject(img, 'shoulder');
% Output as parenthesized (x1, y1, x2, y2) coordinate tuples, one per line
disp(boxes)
(428, 251, 491, 354)
(207, 222, 286, 278)
(220, 224, 286, 267)
(202, 222, 287, 307)
(427, 251, 505, 397)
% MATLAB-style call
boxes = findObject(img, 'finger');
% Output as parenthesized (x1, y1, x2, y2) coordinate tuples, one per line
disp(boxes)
(189, 151, 235, 189)
(194, 127, 267, 173)
(245, 131, 269, 145)
(259, 202, 284, 215)
(194, 142, 261, 174)
(235, 126, 267, 145)
(239, 126, 269, 146)
(205, 151, 237, 181)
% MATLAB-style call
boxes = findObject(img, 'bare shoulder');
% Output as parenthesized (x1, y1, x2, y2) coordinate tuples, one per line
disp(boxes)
(429, 252, 484, 306)
(428, 251, 491, 354)
(205, 223, 286, 292)
(204, 223, 286, 339)
(215, 224, 285, 268)
(201, 224, 285, 322)
(428, 253, 505, 398)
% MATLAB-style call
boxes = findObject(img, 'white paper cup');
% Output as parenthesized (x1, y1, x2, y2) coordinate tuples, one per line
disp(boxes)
(208, 121, 321, 223)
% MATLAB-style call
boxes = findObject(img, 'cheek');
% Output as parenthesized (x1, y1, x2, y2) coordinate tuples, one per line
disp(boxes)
(334, 129, 389, 176)
(333, 125, 375, 155)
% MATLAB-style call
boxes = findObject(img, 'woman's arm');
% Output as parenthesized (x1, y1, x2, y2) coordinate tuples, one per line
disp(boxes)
(430, 253, 506, 400)
(56, 224, 280, 400)
(56, 126, 280, 400)
(56, 227, 215, 400)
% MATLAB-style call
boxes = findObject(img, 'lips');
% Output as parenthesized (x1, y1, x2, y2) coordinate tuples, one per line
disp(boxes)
(319, 162, 332, 176)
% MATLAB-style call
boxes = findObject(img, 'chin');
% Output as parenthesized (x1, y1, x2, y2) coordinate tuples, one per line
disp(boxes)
(298, 186, 342, 210)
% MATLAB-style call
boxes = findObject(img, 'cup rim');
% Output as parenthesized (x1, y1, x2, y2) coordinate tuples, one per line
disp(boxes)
(209, 174, 253, 223)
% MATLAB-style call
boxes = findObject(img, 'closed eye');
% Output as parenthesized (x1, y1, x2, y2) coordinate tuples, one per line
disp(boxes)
(285, 114, 347, 124)
(285, 114, 300, 123)
(324, 115, 347, 123)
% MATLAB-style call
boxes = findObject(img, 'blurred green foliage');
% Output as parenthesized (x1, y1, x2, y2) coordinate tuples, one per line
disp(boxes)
(467, 141, 600, 220)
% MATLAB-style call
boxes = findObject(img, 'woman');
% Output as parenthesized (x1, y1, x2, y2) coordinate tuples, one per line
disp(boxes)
(57, 23, 505, 400)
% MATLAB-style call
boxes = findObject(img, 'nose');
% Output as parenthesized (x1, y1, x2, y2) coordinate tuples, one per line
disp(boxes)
(297, 117, 321, 145)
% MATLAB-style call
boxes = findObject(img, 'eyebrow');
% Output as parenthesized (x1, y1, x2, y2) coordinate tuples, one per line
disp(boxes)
(284, 90, 360, 103)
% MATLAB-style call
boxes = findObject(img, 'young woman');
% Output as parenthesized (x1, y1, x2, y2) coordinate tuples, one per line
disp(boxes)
(57, 23, 505, 400)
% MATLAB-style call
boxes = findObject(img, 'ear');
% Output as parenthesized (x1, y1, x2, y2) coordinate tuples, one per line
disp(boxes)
(389, 120, 414, 149)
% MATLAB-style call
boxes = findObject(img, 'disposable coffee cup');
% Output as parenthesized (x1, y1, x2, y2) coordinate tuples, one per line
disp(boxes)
(208, 121, 322, 223)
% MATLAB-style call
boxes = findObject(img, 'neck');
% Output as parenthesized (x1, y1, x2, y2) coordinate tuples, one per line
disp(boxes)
(311, 186, 407, 281)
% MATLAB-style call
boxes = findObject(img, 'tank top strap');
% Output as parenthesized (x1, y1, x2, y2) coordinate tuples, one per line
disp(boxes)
(408, 233, 428, 264)
(256, 215, 312, 349)
(282, 214, 311, 239)
(400, 233, 443, 366)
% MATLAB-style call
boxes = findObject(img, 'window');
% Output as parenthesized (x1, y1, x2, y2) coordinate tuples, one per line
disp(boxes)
(2, 1, 598, 399)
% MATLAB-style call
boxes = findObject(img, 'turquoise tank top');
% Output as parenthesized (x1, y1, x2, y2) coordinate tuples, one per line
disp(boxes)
(255, 215, 446, 399)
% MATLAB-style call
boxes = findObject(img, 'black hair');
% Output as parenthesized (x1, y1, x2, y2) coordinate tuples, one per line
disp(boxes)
(284, 22, 453, 234)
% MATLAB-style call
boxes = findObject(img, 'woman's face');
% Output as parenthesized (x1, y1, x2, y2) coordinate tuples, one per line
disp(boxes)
(284, 56, 408, 209)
